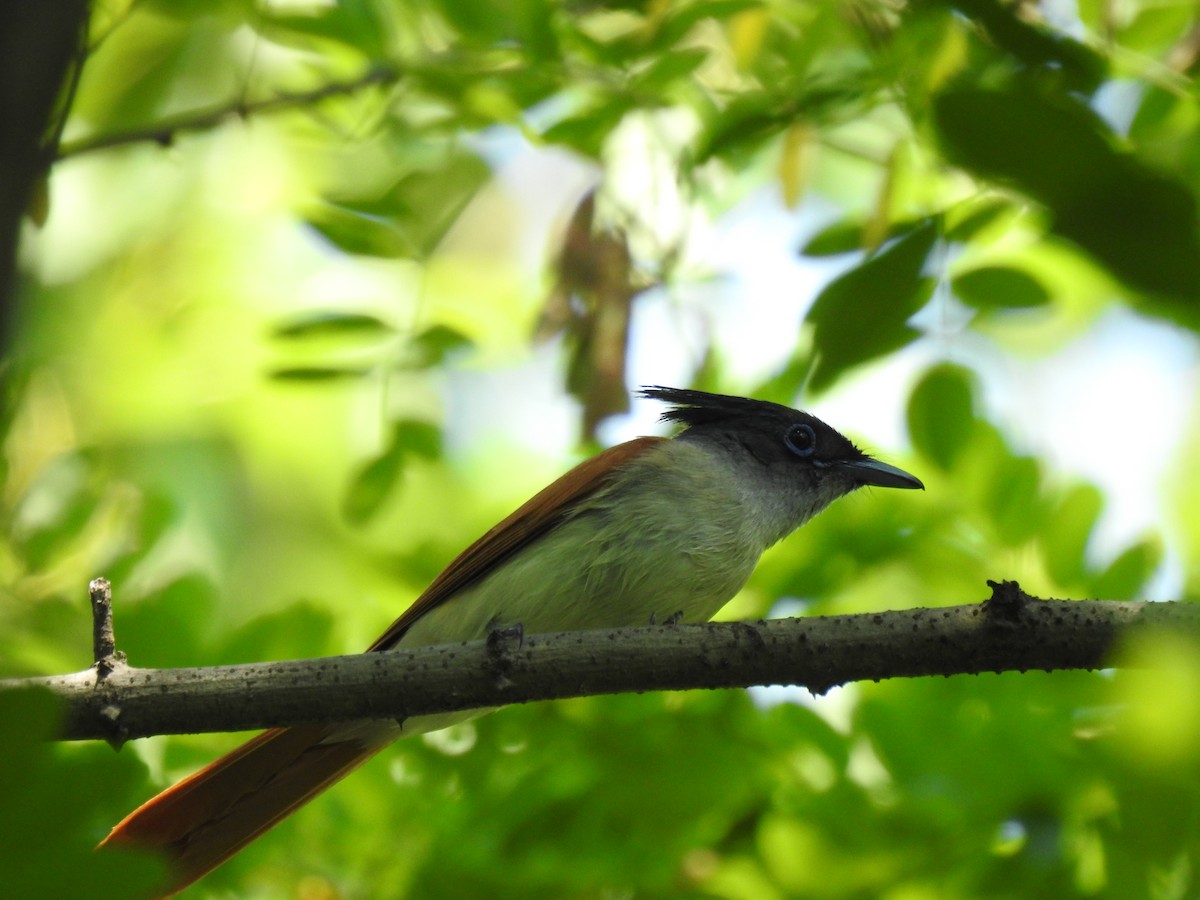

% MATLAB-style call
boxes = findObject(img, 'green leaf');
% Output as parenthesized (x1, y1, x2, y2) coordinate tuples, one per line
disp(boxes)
(146, 0, 255, 20)
(406, 325, 474, 369)
(946, 0, 1105, 93)
(753, 350, 814, 408)
(986, 454, 1043, 545)
(1091, 537, 1162, 600)
(434, 0, 558, 59)
(1115, 3, 1195, 56)
(344, 444, 406, 526)
(654, 0, 764, 49)
(214, 602, 336, 664)
(11, 453, 99, 570)
(542, 100, 628, 158)
(391, 419, 443, 460)
(1128, 84, 1185, 142)
(907, 363, 976, 471)
(268, 366, 373, 382)
(953, 265, 1050, 310)
(272, 312, 395, 340)
(696, 83, 862, 163)
(1040, 484, 1103, 586)
(383, 151, 493, 257)
(800, 217, 924, 257)
(805, 221, 938, 393)
(933, 84, 1200, 307)
(629, 48, 709, 92)
(104, 489, 179, 586)
(697, 92, 790, 162)
(74, 15, 226, 136)
(344, 419, 442, 525)
(800, 221, 865, 257)
(309, 150, 492, 260)
(0, 690, 167, 897)
(943, 198, 1012, 242)
(260, 1, 391, 57)
(120, 576, 220, 667)
(306, 203, 412, 258)
(0, 687, 61, 743)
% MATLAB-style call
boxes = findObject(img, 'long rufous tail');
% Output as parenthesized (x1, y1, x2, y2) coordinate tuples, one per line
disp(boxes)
(98, 724, 387, 895)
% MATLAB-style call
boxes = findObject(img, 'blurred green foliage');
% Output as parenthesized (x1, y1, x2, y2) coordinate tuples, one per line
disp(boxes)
(4, 0, 1200, 897)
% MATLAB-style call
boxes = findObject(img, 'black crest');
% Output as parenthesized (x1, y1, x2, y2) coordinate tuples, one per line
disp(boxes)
(640, 385, 869, 466)
(641, 386, 806, 430)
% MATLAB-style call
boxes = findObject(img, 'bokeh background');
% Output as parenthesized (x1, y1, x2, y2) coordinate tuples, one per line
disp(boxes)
(5, 1, 1200, 897)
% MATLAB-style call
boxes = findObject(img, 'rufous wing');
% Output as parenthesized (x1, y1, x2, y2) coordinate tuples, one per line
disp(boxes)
(367, 435, 666, 650)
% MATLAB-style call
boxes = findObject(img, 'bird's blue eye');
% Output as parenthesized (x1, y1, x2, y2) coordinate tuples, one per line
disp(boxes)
(785, 423, 816, 457)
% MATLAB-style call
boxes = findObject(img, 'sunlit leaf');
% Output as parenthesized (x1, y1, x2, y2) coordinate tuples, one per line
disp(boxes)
(656, 0, 763, 49)
(73, 14, 228, 134)
(309, 151, 491, 260)
(777, 123, 813, 208)
(944, 197, 1013, 242)
(259, 3, 391, 57)
(1115, 632, 1200, 766)
(1128, 83, 1193, 143)
(863, 142, 905, 250)
(728, 6, 769, 69)
(306, 203, 411, 258)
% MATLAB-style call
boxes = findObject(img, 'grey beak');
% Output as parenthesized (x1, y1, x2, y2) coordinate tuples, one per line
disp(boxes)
(841, 458, 924, 490)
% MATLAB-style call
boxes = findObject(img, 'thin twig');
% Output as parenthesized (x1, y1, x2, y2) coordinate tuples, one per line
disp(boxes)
(56, 65, 401, 160)
(89, 577, 118, 677)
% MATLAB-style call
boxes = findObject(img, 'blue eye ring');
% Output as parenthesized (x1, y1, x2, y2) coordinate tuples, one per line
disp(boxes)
(785, 423, 816, 457)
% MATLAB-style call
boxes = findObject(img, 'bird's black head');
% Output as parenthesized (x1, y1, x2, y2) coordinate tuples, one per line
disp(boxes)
(642, 386, 923, 491)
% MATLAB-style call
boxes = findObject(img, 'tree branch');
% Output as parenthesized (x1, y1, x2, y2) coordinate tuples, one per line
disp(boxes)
(56, 65, 400, 160)
(4, 581, 1199, 744)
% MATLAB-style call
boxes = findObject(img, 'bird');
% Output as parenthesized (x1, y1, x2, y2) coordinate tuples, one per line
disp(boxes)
(99, 386, 923, 893)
